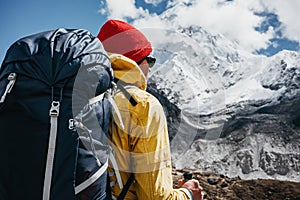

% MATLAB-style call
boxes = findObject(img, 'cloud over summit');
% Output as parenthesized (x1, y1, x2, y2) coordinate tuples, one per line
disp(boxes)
(100, 0, 300, 55)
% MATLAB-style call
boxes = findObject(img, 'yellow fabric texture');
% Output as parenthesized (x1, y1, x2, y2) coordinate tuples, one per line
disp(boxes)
(108, 53, 191, 200)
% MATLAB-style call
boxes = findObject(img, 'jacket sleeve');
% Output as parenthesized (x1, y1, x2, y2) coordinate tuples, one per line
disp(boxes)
(128, 96, 192, 200)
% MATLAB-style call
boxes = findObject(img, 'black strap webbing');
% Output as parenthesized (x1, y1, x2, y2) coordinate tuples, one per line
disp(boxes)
(114, 79, 137, 106)
(113, 79, 136, 199)
(117, 173, 134, 200)
(117, 84, 137, 106)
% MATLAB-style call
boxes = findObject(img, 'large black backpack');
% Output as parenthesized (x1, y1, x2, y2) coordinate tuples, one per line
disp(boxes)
(0, 28, 114, 200)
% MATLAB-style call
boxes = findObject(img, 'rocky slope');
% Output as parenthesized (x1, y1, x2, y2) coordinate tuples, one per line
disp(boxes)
(148, 62, 300, 182)
(173, 169, 300, 200)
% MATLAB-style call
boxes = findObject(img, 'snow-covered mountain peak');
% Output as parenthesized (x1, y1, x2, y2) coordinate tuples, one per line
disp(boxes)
(147, 22, 300, 182)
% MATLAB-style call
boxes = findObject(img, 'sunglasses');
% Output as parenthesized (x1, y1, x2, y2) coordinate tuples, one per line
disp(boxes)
(138, 56, 156, 68)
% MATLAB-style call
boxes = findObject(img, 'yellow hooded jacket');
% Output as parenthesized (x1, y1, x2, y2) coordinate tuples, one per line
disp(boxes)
(108, 54, 192, 200)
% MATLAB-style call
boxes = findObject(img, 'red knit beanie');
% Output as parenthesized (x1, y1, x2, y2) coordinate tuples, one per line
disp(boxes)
(97, 19, 152, 64)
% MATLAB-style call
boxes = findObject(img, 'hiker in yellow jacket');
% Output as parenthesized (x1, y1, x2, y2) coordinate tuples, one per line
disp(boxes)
(97, 19, 203, 200)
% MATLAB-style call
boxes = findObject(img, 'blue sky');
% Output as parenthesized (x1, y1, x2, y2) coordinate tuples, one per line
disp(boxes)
(1, 0, 299, 63)
(0, 0, 107, 62)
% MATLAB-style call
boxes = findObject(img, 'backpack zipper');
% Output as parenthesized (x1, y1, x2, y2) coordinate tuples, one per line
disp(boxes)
(0, 73, 17, 103)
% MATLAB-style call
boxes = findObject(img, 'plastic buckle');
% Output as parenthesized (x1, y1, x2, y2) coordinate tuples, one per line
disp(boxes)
(69, 119, 75, 130)
(49, 101, 60, 117)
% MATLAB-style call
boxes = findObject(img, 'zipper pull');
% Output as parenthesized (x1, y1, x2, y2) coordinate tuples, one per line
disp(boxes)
(0, 73, 17, 103)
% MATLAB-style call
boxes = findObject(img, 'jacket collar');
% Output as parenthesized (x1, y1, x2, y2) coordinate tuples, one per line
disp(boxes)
(109, 53, 147, 90)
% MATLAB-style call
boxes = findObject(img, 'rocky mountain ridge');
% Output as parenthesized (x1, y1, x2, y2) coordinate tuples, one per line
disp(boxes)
(147, 24, 300, 182)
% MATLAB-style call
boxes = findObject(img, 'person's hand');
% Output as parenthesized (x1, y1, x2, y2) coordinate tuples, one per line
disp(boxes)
(178, 179, 203, 200)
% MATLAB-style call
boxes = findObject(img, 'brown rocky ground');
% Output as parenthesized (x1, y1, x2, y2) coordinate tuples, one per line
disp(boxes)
(173, 169, 300, 200)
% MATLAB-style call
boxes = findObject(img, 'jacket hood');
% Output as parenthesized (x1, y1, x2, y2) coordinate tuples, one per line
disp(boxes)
(109, 53, 147, 90)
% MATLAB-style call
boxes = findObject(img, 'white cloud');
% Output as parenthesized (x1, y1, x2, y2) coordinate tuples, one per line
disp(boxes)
(104, 0, 144, 19)
(101, 0, 299, 53)
(163, 0, 275, 52)
(144, 0, 164, 6)
(263, 0, 300, 42)
(102, 0, 168, 30)
(132, 14, 169, 29)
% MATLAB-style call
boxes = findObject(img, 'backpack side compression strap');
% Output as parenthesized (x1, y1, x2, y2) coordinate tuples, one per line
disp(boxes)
(43, 101, 60, 200)
(75, 159, 108, 194)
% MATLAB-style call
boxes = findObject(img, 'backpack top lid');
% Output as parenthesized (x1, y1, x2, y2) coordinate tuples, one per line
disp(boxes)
(1, 28, 113, 87)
